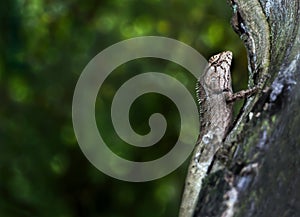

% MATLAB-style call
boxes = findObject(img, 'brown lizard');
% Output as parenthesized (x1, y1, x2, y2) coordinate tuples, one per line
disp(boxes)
(179, 51, 259, 217)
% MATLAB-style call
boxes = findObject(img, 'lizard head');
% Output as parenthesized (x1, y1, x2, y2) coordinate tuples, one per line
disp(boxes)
(203, 51, 233, 93)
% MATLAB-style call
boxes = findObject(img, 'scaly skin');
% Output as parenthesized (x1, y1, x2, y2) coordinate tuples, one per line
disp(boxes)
(179, 51, 258, 217)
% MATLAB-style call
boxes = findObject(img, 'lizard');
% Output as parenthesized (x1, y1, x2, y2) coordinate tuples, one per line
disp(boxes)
(179, 51, 259, 217)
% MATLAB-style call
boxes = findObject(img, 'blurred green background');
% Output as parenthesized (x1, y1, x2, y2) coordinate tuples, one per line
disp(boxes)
(0, 0, 248, 216)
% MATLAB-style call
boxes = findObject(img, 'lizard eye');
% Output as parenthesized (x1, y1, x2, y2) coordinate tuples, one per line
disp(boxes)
(209, 54, 220, 63)
(223, 88, 231, 93)
(212, 55, 218, 60)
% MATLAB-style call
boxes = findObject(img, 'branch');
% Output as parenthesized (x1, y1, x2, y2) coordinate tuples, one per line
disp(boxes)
(193, 0, 300, 216)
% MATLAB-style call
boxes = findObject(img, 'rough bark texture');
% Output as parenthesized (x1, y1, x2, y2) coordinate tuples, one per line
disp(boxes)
(193, 0, 300, 217)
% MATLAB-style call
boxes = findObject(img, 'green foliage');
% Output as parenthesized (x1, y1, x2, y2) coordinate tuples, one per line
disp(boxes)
(0, 0, 247, 216)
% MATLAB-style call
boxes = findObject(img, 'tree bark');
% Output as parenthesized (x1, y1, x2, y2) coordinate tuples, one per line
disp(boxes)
(193, 0, 300, 216)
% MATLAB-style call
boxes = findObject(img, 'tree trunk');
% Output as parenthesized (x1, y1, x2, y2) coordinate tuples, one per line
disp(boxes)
(192, 0, 300, 216)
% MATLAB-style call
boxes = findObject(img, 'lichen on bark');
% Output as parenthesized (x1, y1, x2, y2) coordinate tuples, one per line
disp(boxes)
(193, 0, 300, 216)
